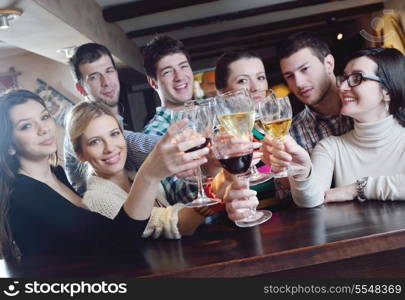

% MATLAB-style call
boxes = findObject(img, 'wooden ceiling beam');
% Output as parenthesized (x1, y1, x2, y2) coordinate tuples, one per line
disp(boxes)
(185, 15, 359, 53)
(126, 0, 329, 39)
(103, 0, 219, 22)
(138, 15, 358, 62)
(180, 2, 383, 49)
(186, 20, 357, 61)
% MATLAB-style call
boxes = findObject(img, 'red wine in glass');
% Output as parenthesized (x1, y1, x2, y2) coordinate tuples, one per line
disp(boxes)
(185, 138, 211, 153)
(218, 152, 253, 174)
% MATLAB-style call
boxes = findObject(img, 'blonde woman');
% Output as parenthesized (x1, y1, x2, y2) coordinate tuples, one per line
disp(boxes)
(0, 89, 207, 260)
(67, 102, 212, 239)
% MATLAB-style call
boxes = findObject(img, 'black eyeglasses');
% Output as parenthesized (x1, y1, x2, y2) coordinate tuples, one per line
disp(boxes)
(336, 72, 381, 88)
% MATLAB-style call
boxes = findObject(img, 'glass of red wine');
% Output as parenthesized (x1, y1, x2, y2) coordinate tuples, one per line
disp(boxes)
(214, 88, 272, 227)
(174, 98, 217, 187)
(172, 99, 220, 208)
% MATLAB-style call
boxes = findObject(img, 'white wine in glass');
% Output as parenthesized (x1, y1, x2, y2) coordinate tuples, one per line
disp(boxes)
(260, 117, 292, 139)
(260, 93, 297, 178)
(248, 94, 274, 186)
(217, 111, 255, 139)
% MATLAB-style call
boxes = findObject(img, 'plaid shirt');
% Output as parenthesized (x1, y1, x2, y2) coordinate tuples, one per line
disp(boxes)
(290, 105, 353, 153)
(276, 105, 353, 200)
(143, 106, 198, 205)
(143, 106, 172, 136)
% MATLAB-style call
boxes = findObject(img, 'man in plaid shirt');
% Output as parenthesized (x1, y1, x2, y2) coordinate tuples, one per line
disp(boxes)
(274, 32, 353, 200)
(141, 35, 203, 204)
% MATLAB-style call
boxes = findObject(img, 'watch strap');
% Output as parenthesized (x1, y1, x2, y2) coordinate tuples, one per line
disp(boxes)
(356, 176, 368, 202)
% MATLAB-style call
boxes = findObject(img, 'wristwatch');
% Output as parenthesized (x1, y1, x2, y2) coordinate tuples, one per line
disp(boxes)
(356, 176, 368, 202)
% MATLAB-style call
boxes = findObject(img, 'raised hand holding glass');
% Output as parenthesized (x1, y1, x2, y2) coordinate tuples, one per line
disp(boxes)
(172, 99, 220, 207)
(259, 92, 303, 177)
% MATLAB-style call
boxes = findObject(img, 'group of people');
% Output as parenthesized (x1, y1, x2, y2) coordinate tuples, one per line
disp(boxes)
(0, 30, 404, 262)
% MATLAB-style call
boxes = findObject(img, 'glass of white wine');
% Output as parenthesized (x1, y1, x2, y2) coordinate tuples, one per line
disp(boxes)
(214, 88, 272, 227)
(248, 91, 274, 186)
(259, 91, 296, 178)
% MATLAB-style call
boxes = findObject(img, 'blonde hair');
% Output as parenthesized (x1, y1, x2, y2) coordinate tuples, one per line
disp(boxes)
(66, 101, 123, 157)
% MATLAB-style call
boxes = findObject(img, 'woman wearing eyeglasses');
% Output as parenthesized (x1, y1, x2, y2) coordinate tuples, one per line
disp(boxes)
(262, 48, 405, 207)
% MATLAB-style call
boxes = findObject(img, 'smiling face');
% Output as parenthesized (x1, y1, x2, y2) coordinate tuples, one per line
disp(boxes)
(77, 114, 127, 178)
(79, 55, 120, 108)
(280, 47, 334, 107)
(225, 57, 268, 102)
(148, 53, 194, 109)
(339, 56, 389, 123)
(10, 99, 57, 161)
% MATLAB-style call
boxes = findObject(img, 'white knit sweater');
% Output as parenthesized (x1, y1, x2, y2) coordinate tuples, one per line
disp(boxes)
(82, 175, 185, 239)
(290, 116, 405, 207)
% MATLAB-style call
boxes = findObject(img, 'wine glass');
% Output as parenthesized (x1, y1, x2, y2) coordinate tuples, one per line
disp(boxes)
(214, 88, 272, 227)
(172, 100, 220, 208)
(248, 92, 274, 186)
(259, 92, 301, 177)
(172, 99, 216, 187)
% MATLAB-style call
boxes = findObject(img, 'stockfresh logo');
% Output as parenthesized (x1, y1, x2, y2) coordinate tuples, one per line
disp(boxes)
(3, 281, 20, 297)
(2, 280, 127, 298)
(360, 9, 396, 43)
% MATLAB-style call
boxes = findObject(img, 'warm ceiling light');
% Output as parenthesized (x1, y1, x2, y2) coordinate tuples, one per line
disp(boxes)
(337, 33, 343, 40)
(0, 9, 22, 29)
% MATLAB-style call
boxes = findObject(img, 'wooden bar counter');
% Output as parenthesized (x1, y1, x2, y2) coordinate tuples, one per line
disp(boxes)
(2, 201, 405, 278)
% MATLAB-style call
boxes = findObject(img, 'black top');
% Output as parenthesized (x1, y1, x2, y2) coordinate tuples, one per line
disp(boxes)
(8, 166, 149, 257)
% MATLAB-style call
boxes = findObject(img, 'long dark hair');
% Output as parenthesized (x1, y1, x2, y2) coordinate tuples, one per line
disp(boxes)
(345, 48, 405, 122)
(0, 89, 56, 260)
(215, 49, 263, 92)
